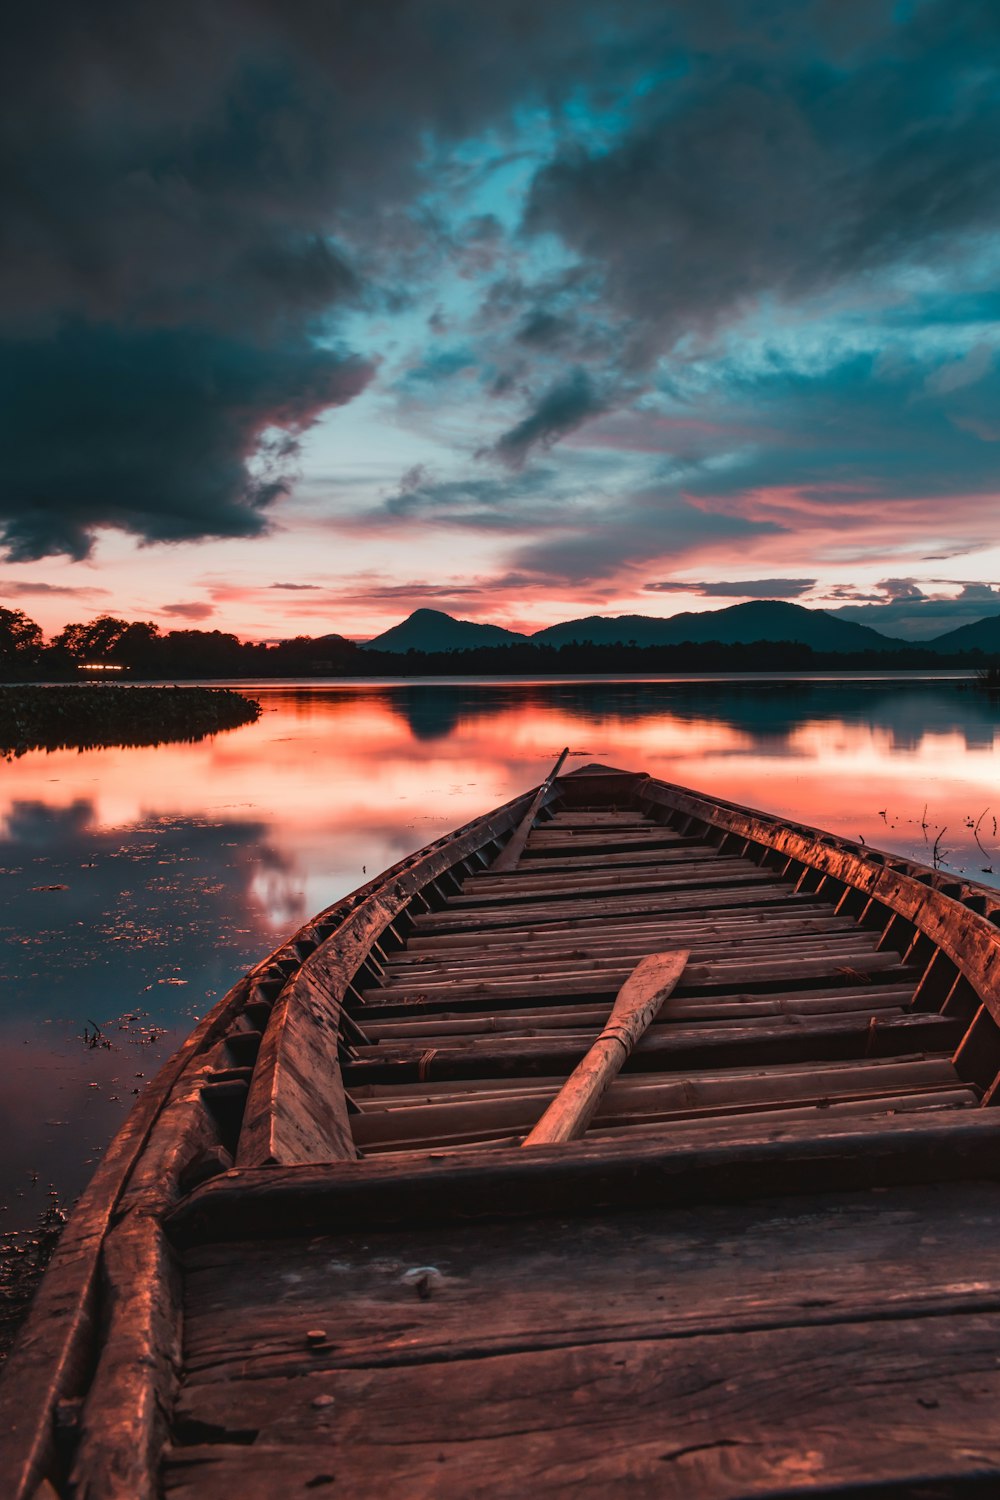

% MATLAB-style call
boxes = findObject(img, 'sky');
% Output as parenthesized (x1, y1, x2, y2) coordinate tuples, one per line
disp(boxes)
(5, 0, 1000, 643)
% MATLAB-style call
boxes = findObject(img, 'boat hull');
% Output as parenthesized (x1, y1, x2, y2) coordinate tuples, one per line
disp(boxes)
(5, 761, 1000, 1498)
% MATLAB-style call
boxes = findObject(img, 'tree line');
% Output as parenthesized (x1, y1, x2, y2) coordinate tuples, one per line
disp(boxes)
(0, 605, 995, 682)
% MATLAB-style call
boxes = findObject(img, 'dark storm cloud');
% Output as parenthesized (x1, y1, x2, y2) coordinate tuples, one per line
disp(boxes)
(645, 578, 817, 599)
(0, 322, 371, 559)
(2, 0, 616, 559)
(524, 0, 1000, 369)
(8, 0, 1000, 563)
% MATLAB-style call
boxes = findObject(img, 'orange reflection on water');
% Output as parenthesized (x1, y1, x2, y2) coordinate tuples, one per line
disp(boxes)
(4, 680, 998, 898)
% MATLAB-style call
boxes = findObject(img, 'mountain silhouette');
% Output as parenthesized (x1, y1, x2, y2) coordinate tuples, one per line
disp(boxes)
(365, 608, 528, 653)
(363, 599, 1000, 656)
(530, 600, 900, 651)
(923, 612, 1000, 653)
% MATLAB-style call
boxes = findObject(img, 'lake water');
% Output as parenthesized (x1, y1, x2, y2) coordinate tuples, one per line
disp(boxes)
(2, 672, 998, 1231)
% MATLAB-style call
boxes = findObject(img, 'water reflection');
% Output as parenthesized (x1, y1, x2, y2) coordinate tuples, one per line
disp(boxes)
(0, 673, 996, 1228)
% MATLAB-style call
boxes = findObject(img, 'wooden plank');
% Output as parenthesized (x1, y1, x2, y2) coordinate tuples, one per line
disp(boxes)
(351, 1053, 959, 1106)
(344, 1010, 957, 1084)
(236, 966, 358, 1167)
(491, 748, 569, 872)
(355, 1008, 911, 1058)
(358, 948, 908, 1008)
(68, 1217, 181, 1500)
(412, 881, 803, 935)
(378, 932, 883, 985)
(161, 1310, 1000, 1497)
(356, 964, 921, 1021)
(176, 1181, 1000, 1384)
(352, 1078, 972, 1154)
(506, 844, 720, 871)
(467, 845, 727, 881)
(166, 1106, 1000, 1249)
(447, 860, 765, 907)
(396, 907, 854, 958)
(402, 901, 846, 955)
(522, 952, 689, 1146)
(360, 987, 920, 1039)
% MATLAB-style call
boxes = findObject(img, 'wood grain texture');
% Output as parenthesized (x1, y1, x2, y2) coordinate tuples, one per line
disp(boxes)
(344, 1010, 957, 1085)
(491, 747, 568, 871)
(166, 1108, 1000, 1249)
(639, 777, 1000, 1032)
(523, 951, 689, 1145)
(69, 1216, 181, 1500)
(164, 1182, 1000, 1498)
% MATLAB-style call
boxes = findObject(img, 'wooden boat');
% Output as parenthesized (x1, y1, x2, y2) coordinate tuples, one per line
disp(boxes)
(7, 756, 1000, 1498)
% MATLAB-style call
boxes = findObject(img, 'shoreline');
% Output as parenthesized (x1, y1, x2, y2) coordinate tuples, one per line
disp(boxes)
(0, 684, 261, 758)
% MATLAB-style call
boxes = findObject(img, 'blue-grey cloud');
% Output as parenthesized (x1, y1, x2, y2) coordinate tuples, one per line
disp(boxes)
(491, 369, 609, 467)
(645, 578, 817, 599)
(0, 0, 616, 558)
(828, 581, 1000, 640)
(524, 1, 1000, 367)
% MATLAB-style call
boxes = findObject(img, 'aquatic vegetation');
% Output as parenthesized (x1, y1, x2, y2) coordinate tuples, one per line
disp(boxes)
(0, 1197, 66, 1363)
(0, 685, 260, 758)
(974, 663, 1000, 694)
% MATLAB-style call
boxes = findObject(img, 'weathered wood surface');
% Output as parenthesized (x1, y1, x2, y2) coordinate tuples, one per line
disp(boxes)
(390, 908, 860, 961)
(350, 1056, 968, 1151)
(344, 1010, 959, 1085)
(360, 986, 919, 1040)
(491, 747, 569, 872)
(413, 876, 794, 934)
(358, 950, 914, 1012)
(162, 1181, 1000, 1498)
(640, 776, 1000, 1029)
(68, 1217, 180, 1500)
(354, 1053, 959, 1106)
(523, 951, 689, 1145)
(166, 1109, 1000, 1248)
(177, 1181, 1000, 1376)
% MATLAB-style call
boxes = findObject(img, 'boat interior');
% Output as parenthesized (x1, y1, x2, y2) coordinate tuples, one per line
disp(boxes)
(7, 762, 1000, 1497)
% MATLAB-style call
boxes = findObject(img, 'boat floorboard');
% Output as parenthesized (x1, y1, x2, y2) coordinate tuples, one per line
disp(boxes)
(164, 1177, 1000, 1498)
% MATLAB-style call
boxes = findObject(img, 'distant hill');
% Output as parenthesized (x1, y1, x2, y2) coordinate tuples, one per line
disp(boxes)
(531, 600, 903, 652)
(365, 608, 528, 653)
(924, 612, 1000, 654)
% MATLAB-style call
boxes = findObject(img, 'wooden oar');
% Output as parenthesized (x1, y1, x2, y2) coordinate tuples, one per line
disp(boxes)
(521, 949, 689, 1146)
(492, 746, 570, 872)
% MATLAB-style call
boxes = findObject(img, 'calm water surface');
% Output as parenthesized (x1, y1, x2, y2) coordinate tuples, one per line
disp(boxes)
(1, 672, 997, 1229)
